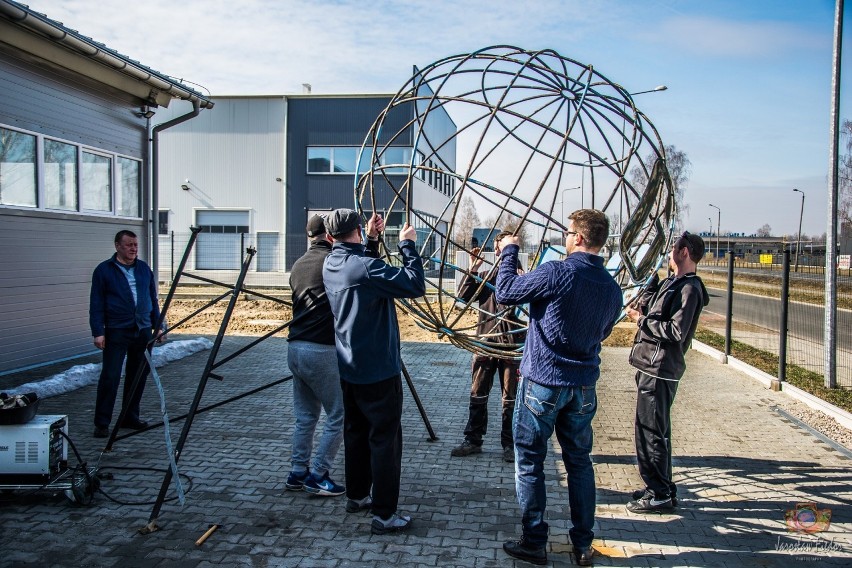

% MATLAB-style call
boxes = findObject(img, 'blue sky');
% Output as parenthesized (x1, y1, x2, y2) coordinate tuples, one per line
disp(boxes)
(32, 0, 850, 237)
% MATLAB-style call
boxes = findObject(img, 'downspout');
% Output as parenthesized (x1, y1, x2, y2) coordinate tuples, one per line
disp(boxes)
(151, 99, 202, 283)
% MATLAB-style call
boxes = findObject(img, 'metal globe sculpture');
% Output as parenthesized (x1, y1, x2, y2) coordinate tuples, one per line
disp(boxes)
(355, 46, 675, 359)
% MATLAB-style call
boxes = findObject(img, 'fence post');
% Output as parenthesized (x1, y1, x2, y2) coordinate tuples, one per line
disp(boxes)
(170, 230, 175, 283)
(774, 248, 791, 391)
(240, 232, 245, 264)
(724, 251, 734, 359)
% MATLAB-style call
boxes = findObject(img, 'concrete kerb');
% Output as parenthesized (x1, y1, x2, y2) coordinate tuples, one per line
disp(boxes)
(692, 340, 852, 431)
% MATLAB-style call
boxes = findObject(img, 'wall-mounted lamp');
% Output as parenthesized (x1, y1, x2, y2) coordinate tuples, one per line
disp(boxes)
(181, 184, 190, 191)
(134, 104, 156, 119)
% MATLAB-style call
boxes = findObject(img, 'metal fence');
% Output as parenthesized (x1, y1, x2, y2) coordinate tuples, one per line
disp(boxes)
(702, 252, 851, 389)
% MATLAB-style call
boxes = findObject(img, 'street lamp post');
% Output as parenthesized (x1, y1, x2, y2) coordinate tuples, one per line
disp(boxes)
(709, 217, 713, 238)
(793, 188, 805, 272)
(709, 203, 721, 259)
(560, 186, 582, 222)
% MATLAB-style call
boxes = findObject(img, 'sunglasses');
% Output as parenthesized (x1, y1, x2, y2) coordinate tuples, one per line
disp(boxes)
(673, 231, 694, 254)
(564, 230, 579, 237)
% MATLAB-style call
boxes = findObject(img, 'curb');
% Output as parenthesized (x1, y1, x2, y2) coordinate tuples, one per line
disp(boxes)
(692, 340, 852, 432)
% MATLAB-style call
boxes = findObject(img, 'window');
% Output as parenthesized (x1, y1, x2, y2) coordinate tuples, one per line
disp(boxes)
(117, 157, 141, 217)
(158, 210, 169, 235)
(305, 146, 384, 175)
(307, 147, 331, 173)
(44, 139, 77, 211)
(81, 151, 111, 212)
(0, 123, 143, 218)
(0, 127, 37, 207)
(381, 147, 412, 174)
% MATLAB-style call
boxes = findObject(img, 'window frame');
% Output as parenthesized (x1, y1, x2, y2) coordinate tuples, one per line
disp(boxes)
(0, 123, 143, 219)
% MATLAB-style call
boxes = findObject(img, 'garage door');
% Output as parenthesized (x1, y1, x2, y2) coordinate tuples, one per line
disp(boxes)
(196, 210, 250, 270)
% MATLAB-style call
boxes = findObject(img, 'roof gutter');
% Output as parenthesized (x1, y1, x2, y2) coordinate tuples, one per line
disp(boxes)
(151, 100, 202, 281)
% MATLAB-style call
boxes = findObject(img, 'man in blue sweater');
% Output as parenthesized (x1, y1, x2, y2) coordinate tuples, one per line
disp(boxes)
(495, 210, 623, 567)
(89, 230, 163, 438)
(322, 208, 425, 535)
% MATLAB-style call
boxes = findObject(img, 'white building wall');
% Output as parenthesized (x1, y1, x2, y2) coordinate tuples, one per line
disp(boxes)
(156, 97, 287, 277)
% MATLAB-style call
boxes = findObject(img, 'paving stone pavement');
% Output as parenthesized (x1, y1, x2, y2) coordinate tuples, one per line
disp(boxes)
(1, 337, 850, 567)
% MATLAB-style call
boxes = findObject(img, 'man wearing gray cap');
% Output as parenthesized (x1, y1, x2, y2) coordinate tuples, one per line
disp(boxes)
(322, 208, 425, 535)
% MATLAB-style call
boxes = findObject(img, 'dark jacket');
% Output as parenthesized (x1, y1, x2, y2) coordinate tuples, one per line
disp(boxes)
(457, 267, 525, 347)
(322, 239, 425, 384)
(495, 246, 623, 387)
(288, 239, 335, 345)
(89, 254, 160, 336)
(628, 272, 709, 380)
(289, 238, 380, 345)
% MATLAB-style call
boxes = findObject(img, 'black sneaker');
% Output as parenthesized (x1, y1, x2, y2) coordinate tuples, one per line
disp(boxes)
(93, 425, 109, 438)
(627, 493, 675, 513)
(631, 488, 678, 507)
(574, 546, 594, 566)
(284, 470, 311, 491)
(502, 446, 515, 463)
(450, 440, 482, 457)
(370, 511, 411, 535)
(346, 495, 372, 513)
(503, 538, 547, 565)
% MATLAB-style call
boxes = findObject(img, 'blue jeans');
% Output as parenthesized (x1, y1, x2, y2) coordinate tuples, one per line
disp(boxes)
(513, 376, 597, 548)
(287, 341, 343, 477)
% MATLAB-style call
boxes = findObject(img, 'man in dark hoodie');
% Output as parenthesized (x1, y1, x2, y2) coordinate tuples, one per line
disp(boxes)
(625, 231, 709, 513)
(451, 231, 526, 463)
(322, 209, 425, 535)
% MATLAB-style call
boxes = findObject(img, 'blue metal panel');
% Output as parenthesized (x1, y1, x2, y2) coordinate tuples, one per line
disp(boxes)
(285, 96, 414, 268)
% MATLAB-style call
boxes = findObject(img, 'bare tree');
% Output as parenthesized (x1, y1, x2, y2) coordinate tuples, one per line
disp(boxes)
(756, 224, 772, 237)
(630, 145, 692, 231)
(452, 195, 481, 249)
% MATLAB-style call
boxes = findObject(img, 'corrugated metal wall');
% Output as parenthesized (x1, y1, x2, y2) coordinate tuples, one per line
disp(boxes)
(0, 48, 148, 374)
(156, 97, 286, 268)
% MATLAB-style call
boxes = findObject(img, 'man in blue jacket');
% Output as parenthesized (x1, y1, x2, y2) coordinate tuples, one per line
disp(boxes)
(322, 208, 425, 535)
(89, 230, 163, 438)
(495, 210, 623, 567)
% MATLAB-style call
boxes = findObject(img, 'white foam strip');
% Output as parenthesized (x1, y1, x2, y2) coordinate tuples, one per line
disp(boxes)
(4, 338, 213, 399)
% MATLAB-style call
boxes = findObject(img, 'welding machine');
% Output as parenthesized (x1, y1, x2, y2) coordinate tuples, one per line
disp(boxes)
(0, 415, 68, 484)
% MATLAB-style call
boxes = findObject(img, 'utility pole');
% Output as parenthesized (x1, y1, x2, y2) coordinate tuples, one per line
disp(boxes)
(709, 203, 721, 259)
(793, 188, 805, 272)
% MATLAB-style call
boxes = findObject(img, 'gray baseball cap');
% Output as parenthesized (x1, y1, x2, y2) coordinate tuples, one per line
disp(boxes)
(325, 208, 361, 237)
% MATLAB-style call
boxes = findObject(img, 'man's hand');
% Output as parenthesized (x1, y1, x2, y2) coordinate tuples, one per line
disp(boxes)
(366, 213, 385, 239)
(469, 247, 483, 271)
(498, 234, 520, 250)
(400, 222, 417, 242)
(626, 307, 642, 323)
(155, 329, 167, 343)
(94, 336, 105, 350)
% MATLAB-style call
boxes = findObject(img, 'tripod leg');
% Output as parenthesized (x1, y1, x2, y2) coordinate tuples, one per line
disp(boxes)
(401, 361, 438, 441)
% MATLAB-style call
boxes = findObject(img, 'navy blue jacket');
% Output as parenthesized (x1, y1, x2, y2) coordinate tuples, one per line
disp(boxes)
(495, 246, 623, 387)
(322, 239, 425, 384)
(89, 254, 160, 336)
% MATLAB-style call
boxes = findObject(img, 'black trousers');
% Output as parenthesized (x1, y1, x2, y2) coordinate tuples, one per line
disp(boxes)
(341, 374, 403, 520)
(634, 370, 679, 499)
(463, 356, 519, 448)
(95, 327, 151, 428)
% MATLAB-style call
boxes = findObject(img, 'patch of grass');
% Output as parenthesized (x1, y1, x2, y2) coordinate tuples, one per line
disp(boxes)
(694, 328, 852, 413)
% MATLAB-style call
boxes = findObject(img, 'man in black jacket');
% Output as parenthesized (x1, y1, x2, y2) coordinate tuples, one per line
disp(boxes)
(285, 215, 380, 497)
(625, 232, 709, 513)
(451, 231, 525, 463)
